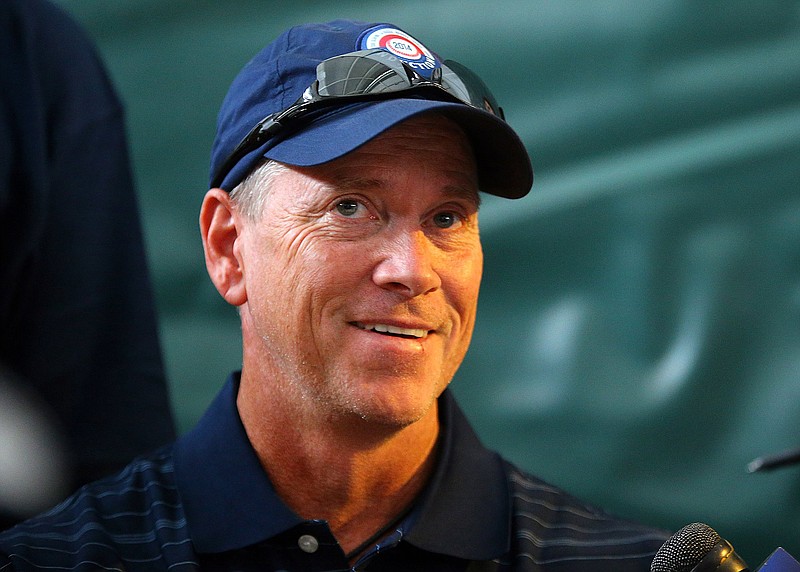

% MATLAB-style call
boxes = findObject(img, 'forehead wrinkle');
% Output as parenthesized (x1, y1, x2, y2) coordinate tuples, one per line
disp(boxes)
(326, 175, 388, 193)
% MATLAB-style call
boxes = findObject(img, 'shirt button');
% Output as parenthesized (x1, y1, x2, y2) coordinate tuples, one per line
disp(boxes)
(298, 534, 319, 553)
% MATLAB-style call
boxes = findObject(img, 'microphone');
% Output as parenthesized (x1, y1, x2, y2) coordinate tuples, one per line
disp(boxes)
(652, 522, 800, 572)
(651, 522, 749, 572)
(747, 446, 800, 473)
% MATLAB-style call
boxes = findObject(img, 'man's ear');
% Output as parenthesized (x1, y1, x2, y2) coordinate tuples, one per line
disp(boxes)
(199, 188, 248, 306)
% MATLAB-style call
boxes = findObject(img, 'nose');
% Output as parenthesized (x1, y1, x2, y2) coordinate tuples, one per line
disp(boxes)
(372, 230, 442, 297)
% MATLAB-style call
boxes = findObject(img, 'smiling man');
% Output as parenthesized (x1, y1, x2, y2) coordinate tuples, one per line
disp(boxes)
(0, 19, 669, 571)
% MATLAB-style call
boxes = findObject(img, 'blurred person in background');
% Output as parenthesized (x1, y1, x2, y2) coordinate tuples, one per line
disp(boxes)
(0, 0, 176, 526)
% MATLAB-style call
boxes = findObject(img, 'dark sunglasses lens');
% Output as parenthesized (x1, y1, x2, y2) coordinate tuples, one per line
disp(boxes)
(441, 59, 502, 117)
(317, 51, 413, 97)
(316, 51, 501, 117)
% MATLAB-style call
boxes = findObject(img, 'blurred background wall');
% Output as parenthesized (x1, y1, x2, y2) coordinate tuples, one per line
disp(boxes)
(53, 0, 800, 562)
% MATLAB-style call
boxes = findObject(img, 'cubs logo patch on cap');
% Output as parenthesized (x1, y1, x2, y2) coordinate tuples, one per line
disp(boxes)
(358, 24, 439, 78)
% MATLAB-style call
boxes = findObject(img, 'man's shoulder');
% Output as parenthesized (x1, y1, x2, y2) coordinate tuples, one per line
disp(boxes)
(0, 446, 197, 571)
(501, 461, 669, 571)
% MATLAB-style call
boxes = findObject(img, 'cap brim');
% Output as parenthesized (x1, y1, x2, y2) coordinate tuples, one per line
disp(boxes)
(224, 98, 532, 199)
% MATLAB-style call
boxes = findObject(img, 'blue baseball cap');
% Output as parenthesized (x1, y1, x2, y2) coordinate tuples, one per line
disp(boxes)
(209, 20, 533, 199)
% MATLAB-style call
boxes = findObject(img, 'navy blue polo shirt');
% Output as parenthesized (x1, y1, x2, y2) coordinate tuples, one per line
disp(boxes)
(173, 371, 512, 569)
(0, 372, 669, 571)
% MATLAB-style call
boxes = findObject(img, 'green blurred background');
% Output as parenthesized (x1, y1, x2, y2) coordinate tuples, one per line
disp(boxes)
(55, 0, 800, 563)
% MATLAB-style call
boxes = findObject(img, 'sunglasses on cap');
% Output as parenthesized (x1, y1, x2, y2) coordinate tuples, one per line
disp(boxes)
(211, 48, 505, 189)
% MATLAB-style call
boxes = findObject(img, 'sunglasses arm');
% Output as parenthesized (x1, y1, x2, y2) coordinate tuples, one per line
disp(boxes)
(210, 117, 285, 189)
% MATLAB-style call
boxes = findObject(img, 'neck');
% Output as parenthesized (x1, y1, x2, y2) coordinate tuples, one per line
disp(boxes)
(236, 367, 441, 556)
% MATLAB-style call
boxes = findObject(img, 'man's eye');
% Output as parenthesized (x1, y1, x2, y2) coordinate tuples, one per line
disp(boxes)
(335, 199, 362, 217)
(432, 211, 461, 229)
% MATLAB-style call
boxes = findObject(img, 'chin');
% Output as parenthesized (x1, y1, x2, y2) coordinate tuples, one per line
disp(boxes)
(354, 405, 427, 428)
(344, 380, 444, 429)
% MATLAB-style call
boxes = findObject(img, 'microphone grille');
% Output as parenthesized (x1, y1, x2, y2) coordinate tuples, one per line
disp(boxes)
(650, 522, 722, 572)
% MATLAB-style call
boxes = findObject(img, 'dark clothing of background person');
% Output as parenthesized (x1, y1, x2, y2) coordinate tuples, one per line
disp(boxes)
(0, 0, 175, 524)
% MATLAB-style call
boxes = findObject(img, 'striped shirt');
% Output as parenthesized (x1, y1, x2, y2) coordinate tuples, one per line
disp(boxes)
(0, 373, 669, 570)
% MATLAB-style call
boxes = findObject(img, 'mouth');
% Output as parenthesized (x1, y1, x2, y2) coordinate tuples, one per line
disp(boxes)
(353, 322, 430, 340)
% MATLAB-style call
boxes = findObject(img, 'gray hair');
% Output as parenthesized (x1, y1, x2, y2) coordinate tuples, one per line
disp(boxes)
(228, 159, 289, 219)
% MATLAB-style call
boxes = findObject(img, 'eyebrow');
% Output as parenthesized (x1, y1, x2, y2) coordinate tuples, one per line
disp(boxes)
(330, 176, 482, 208)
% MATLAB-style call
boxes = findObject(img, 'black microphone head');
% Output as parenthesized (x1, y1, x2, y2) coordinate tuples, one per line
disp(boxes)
(651, 522, 723, 572)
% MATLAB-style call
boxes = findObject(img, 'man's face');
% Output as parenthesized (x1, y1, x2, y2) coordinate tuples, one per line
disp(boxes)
(236, 114, 483, 428)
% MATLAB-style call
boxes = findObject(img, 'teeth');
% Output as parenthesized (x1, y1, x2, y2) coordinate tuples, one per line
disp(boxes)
(359, 323, 427, 339)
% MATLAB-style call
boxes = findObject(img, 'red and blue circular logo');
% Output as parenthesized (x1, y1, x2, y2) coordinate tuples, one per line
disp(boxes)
(359, 26, 438, 74)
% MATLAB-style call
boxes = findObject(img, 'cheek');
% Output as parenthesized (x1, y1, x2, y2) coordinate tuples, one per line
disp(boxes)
(453, 247, 483, 308)
(245, 220, 325, 290)
(259, 236, 363, 327)
(440, 248, 483, 343)
(461, 255, 483, 336)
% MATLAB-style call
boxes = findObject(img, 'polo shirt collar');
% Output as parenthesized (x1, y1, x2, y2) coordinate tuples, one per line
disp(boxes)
(173, 372, 511, 560)
(405, 389, 512, 560)
(173, 372, 303, 552)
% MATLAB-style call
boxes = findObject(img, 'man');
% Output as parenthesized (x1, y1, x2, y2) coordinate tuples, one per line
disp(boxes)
(0, 20, 669, 571)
